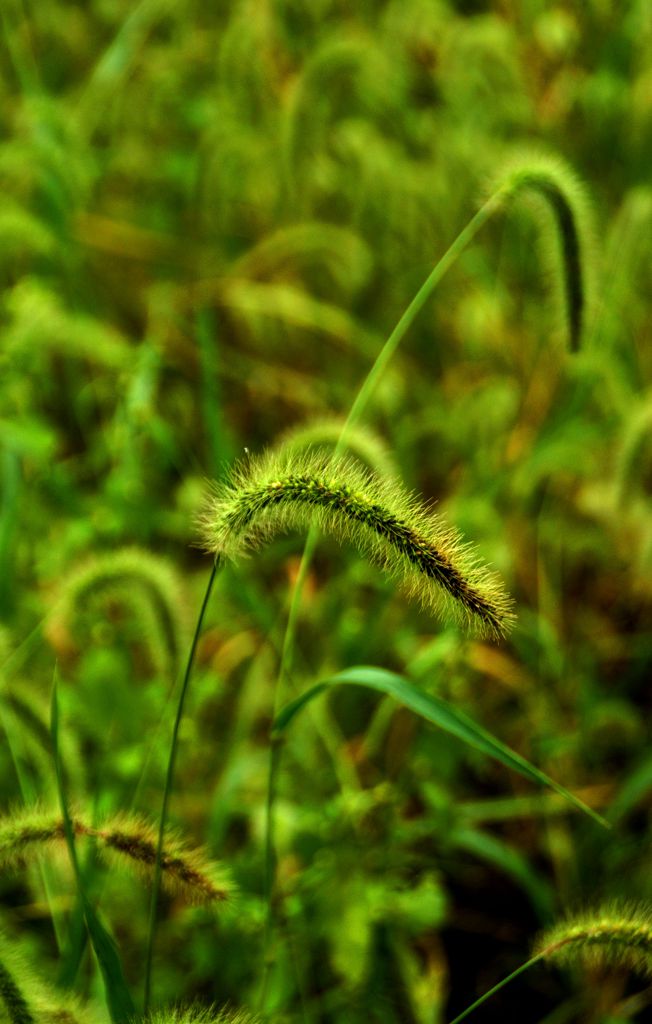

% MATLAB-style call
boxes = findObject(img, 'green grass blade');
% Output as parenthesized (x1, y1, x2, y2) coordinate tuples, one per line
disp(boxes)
(50, 675, 136, 1024)
(272, 666, 608, 829)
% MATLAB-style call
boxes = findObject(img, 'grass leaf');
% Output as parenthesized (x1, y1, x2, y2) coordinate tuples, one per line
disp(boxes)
(273, 666, 607, 828)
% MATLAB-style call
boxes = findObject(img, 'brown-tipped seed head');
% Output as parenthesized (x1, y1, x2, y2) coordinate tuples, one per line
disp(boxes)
(0, 808, 231, 907)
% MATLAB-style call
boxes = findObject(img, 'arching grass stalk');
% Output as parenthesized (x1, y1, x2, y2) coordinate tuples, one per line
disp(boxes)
(281, 149, 591, 696)
(200, 445, 515, 1008)
(448, 903, 652, 1023)
(143, 556, 221, 1013)
(263, 200, 505, 961)
(490, 151, 593, 353)
(260, 151, 589, 1006)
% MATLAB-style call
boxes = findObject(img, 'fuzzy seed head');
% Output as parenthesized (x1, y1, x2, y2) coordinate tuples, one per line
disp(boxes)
(199, 449, 515, 639)
(51, 547, 189, 680)
(0, 932, 91, 1024)
(143, 1009, 260, 1024)
(488, 149, 595, 351)
(536, 902, 652, 979)
(0, 807, 231, 907)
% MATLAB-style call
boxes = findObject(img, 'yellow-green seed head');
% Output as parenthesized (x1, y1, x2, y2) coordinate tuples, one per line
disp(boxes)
(199, 447, 515, 639)
(535, 901, 652, 979)
(0, 807, 231, 907)
(487, 149, 595, 351)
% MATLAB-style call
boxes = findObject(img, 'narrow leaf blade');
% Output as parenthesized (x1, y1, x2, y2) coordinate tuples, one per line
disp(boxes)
(273, 666, 607, 828)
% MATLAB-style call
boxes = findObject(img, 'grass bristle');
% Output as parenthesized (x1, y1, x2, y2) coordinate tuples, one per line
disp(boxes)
(199, 447, 515, 640)
(536, 902, 652, 979)
(0, 808, 231, 907)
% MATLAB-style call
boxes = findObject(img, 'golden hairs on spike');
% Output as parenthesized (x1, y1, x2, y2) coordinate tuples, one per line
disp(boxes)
(199, 446, 514, 639)
(0, 808, 231, 907)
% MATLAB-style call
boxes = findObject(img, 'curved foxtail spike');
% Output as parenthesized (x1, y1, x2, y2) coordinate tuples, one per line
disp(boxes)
(51, 547, 189, 680)
(489, 150, 595, 351)
(535, 902, 652, 978)
(0, 960, 33, 1024)
(0, 933, 94, 1024)
(0, 931, 90, 1024)
(0, 808, 232, 907)
(145, 1010, 260, 1024)
(199, 447, 515, 640)
(94, 814, 232, 906)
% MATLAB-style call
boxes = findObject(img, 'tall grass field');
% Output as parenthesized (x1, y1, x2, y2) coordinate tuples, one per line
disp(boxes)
(1, 2, 652, 1022)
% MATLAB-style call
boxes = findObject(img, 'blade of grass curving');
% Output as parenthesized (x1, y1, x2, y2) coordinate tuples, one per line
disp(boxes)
(272, 667, 607, 828)
(276, 192, 502, 687)
(280, 150, 592, 691)
(143, 556, 221, 1013)
(263, 157, 591, 996)
(50, 673, 135, 1024)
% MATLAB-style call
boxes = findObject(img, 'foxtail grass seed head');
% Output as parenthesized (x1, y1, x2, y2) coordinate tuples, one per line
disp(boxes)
(0, 808, 231, 907)
(199, 448, 515, 639)
(0, 809, 69, 871)
(95, 815, 232, 906)
(51, 547, 188, 680)
(535, 902, 652, 979)
(0, 959, 33, 1024)
(0, 933, 89, 1024)
(489, 150, 595, 351)
(145, 1009, 260, 1024)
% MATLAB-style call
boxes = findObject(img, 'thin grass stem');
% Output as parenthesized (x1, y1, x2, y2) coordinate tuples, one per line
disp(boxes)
(143, 556, 221, 1013)
(258, 194, 503, 1000)
(447, 952, 544, 1024)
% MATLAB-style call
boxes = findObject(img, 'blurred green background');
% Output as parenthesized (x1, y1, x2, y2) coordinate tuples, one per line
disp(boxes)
(1, 1, 652, 1021)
